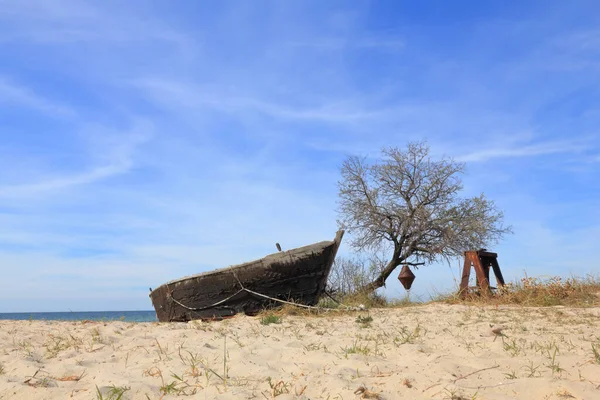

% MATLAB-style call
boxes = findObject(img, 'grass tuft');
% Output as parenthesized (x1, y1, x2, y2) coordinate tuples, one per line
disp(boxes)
(96, 385, 130, 400)
(338, 291, 388, 308)
(355, 314, 373, 328)
(592, 342, 600, 364)
(260, 314, 282, 325)
(266, 377, 290, 397)
(341, 339, 371, 357)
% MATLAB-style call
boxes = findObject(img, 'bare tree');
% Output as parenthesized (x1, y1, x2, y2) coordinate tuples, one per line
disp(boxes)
(337, 141, 512, 293)
(327, 256, 378, 296)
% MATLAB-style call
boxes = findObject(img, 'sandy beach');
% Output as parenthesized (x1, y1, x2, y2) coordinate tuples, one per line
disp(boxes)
(1, 303, 599, 399)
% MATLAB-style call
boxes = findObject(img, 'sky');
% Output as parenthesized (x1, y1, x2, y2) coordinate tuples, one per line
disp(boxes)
(1, 0, 599, 312)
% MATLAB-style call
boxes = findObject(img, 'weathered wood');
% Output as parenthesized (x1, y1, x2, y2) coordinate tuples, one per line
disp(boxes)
(490, 258, 505, 286)
(459, 249, 505, 298)
(149, 231, 344, 322)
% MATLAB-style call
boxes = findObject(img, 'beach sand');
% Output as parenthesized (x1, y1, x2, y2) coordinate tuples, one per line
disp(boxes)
(1, 303, 599, 399)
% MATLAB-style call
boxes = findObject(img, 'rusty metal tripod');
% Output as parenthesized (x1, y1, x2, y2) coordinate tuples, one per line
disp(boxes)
(459, 250, 505, 298)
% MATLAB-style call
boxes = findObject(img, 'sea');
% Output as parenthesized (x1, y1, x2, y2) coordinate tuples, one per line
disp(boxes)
(0, 310, 157, 322)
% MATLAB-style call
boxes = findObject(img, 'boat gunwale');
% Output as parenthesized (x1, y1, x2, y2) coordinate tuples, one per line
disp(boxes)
(152, 233, 343, 291)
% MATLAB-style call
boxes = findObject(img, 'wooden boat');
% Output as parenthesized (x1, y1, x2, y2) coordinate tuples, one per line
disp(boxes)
(149, 230, 344, 322)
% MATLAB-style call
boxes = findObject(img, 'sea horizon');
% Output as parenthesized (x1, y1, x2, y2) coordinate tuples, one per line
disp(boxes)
(0, 310, 158, 322)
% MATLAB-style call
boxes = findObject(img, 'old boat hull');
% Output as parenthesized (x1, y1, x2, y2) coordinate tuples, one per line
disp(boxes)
(149, 231, 344, 322)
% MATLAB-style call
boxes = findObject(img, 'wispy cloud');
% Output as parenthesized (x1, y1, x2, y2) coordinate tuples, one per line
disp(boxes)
(0, 120, 152, 198)
(456, 140, 586, 162)
(0, 77, 75, 118)
(0, 164, 131, 198)
(288, 37, 404, 51)
(0, 0, 190, 47)
(132, 78, 405, 124)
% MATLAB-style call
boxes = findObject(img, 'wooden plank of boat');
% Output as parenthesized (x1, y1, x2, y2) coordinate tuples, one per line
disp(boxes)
(149, 230, 344, 322)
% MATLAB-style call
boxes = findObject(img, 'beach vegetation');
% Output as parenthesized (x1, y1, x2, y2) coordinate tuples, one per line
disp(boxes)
(442, 388, 479, 400)
(337, 141, 511, 293)
(502, 337, 524, 357)
(327, 256, 378, 298)
(592, 342, 600, 364)
(315, 296, 339, 309)
(145, 366, 201, 396)
(341, 339, 371, 357)
(154, 338, 172, 361)
(523, 361, 542, 378)
(556, 390, 575, 399)
(55, 372, 86, 382)
(393, 324, 425, 346)
(355, 314, 373, 328)
(166, 373, 200, 396)
(303, 342, 323, 352)
(15, 339, 34, 358)
(95, 385, 130, 400)
(503, 370, 518, 380)
(354, 386, 383, 399)
(544, 347, 564, 376)
(266, 377, 290, 397)
(228, 331, 245, 348)
(441, 274, 600, 307)
(260, 314, 282, 325)
(159, 380, 180, 396)
(24, 370, 55, 388)
(43, 333, 82, 358)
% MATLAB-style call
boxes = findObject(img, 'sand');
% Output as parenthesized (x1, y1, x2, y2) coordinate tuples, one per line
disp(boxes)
(1, 303, 599, 399)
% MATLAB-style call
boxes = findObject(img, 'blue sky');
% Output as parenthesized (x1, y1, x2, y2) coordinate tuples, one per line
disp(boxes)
(1, 1, 599, 312)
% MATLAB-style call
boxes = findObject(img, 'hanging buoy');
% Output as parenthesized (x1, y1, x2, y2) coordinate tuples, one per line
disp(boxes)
(398, 265, 416, 290)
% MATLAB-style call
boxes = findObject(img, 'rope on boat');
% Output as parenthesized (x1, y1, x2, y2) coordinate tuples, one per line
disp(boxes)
(167, 285, 245, 311)
(166, 273, 363, 313)
(231, 274, 363, 312)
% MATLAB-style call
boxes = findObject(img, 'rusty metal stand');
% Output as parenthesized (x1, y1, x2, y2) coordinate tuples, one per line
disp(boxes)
(459, 250, 505, 298)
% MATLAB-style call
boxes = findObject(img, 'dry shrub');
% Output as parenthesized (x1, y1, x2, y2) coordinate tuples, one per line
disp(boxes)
(443, 275, 600, 307)
(338, 291, 388, 308)
(327, 257, 378, 298)
(500, 275, 600, 306)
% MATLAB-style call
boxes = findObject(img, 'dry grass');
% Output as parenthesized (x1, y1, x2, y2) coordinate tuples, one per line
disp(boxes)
(336, 291, 388, 308)
(259, 290, 401, 319)
(55, 372, 86, 381)
(440, 275, 600, 307)
(259, 275, 600, 320)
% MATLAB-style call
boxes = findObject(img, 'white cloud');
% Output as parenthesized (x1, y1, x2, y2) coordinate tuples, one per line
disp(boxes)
(0, 165, 127, 197)
(0, 78, 75, 118)
(288, 37, 404, 51)
(0, 120, 152, 198)
(0, 0, 190, 47)
(131, 78, 405, 124)
(456, 141, 586, 162)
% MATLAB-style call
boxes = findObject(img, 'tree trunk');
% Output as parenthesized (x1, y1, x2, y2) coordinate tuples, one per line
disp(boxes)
(360, 258, 402, 293)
